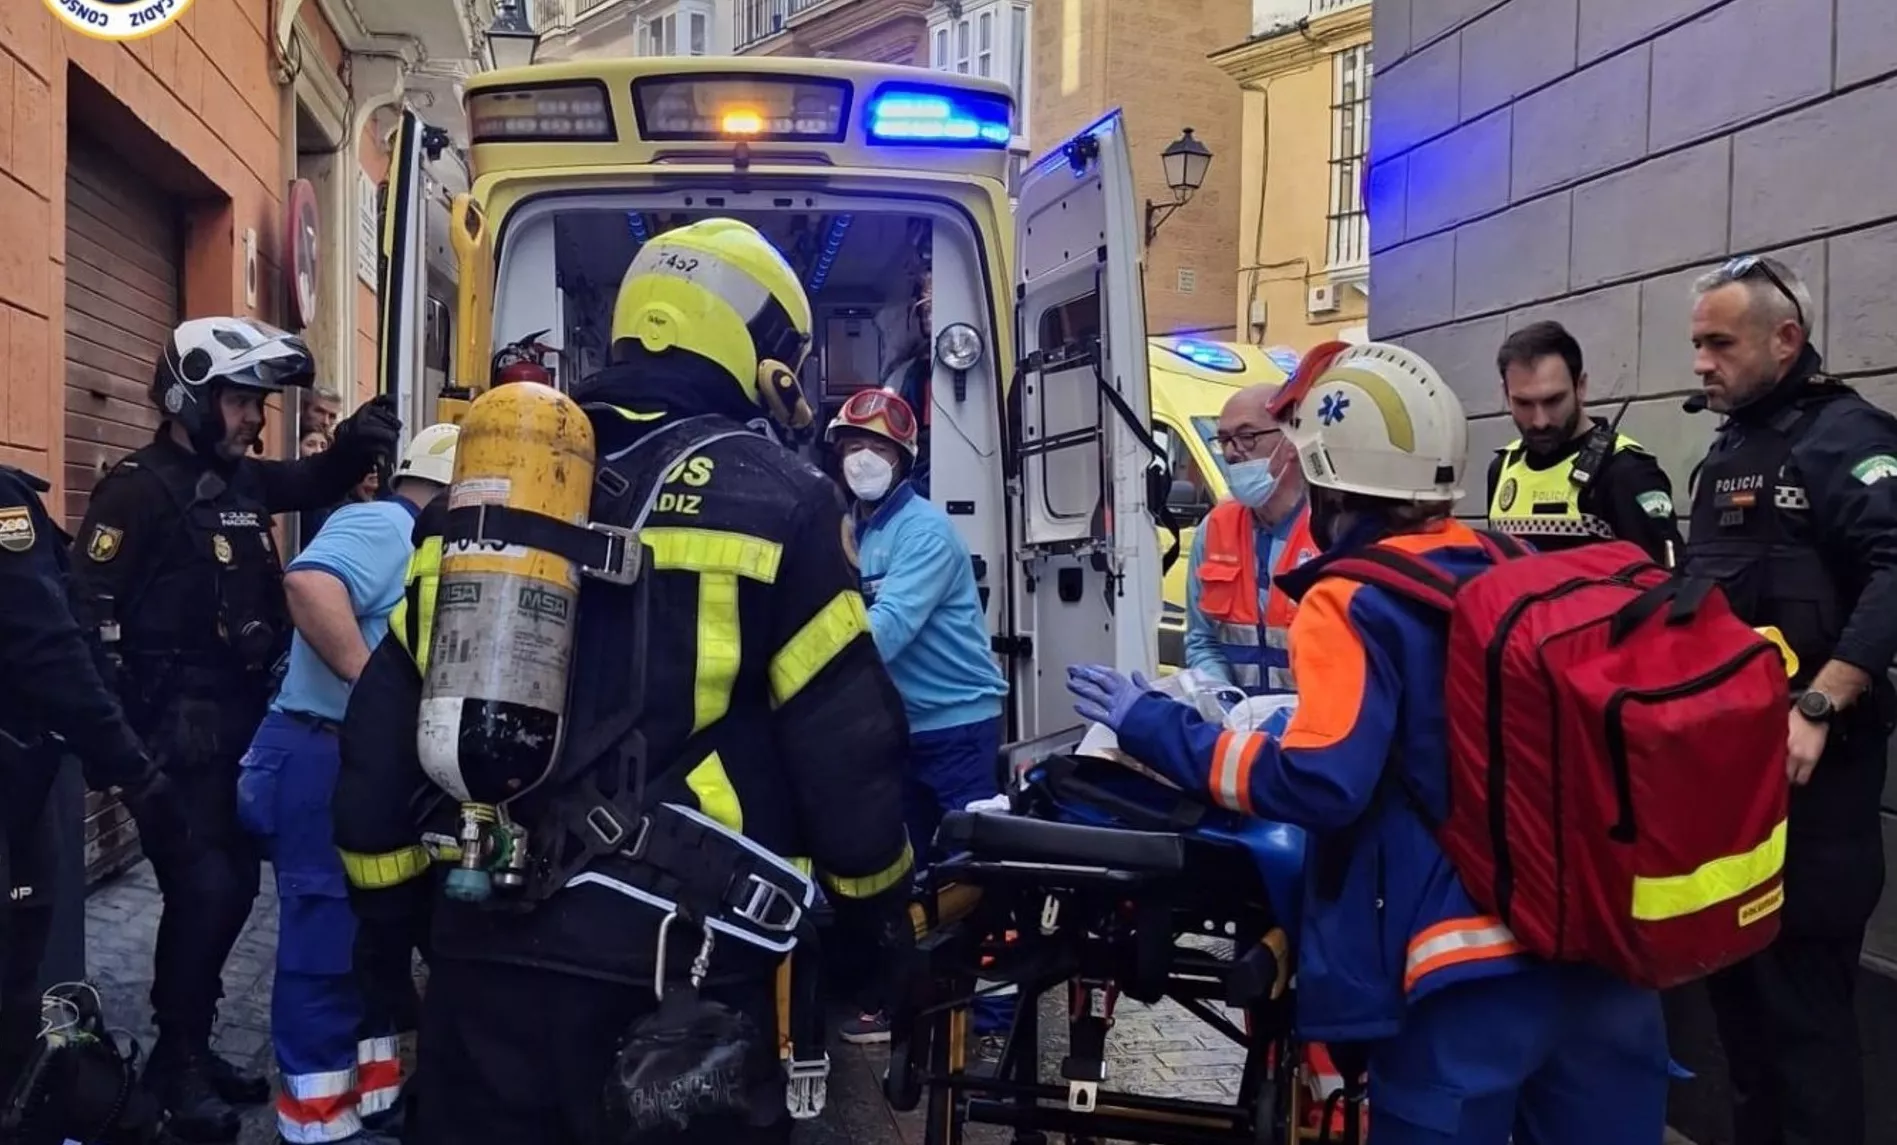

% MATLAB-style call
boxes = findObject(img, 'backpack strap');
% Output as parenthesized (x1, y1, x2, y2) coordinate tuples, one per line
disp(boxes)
(1317, 547, 1461, 614)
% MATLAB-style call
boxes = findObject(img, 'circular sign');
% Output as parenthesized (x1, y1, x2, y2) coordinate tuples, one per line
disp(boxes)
(286, 179, 321, 330)
(43, 0, 195, 41)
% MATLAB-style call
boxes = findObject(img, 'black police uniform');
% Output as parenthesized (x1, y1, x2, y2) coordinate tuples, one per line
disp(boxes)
(65, 424, 380, 1117)
(0, 466, 189, 1097)
(1683, 350, 1897, 1145)
(364, 365, 915, 1145)
(1484, 417, 1685, 564)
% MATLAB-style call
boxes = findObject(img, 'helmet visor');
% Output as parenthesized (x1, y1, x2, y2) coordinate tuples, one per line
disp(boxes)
(834, 388, 917, 443)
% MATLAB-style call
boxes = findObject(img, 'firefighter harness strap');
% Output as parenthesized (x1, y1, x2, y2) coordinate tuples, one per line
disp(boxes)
(443, 502, 642, 586)
(562, 801, 817, 957)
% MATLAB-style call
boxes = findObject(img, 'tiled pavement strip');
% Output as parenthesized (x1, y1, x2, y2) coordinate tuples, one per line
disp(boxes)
(84, 866, 1695, 1145)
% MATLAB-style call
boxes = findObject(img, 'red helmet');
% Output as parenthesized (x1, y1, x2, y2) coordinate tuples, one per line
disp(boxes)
(825, 388, 919, 458)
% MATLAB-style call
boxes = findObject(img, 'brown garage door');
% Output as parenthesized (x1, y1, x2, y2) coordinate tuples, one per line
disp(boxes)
(62, 132, 183, 884)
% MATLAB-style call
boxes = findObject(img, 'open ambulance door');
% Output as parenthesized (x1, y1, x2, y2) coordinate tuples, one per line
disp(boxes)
(376, 108, 428, 449)
(1006, 111, 1164, 746)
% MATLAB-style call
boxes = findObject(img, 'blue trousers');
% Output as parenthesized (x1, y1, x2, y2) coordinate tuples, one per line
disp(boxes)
(1367, 963, 1669, 1144)
(903, 718, 1014, 1036)
(239, 712, 387, 1141)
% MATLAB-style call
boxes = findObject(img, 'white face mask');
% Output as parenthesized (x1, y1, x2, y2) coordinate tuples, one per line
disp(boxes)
(843, 450, 896, 502)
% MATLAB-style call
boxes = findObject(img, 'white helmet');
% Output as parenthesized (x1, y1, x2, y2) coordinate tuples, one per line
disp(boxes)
(1272, 341, 1468, 504)
(153, 317, 315, 455)
(393, 423, 460, 488)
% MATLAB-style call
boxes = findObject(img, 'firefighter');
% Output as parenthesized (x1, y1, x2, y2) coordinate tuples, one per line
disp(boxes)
(1683, 255, 1897, 1145)
(67, 317, 400, 1142)
(1486, 320, 1683, 564)
(1184, 383, 1318, 694)
(345, 218, 914, 1145)
(1067, 342, 1670, 1145)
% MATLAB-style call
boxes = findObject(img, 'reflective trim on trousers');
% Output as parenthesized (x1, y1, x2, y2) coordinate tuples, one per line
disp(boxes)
(358, 1034, 402, 1118)
(276, 1066, 362, 1143)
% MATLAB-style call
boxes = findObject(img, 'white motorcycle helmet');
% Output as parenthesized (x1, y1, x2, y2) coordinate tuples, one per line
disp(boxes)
(393, 422, 461, 489)
(151, 317, 316, 457)
(1271, 340, 1468, 506)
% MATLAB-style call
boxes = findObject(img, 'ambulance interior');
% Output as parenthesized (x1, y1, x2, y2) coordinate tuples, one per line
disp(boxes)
(534, 207, 943, 444)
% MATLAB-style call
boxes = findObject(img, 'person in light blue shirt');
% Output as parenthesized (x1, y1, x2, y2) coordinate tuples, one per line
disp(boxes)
(1184, 383, 1315, 692)
(235, 422, 459, 1144)
(823, 389, 1012, 1052)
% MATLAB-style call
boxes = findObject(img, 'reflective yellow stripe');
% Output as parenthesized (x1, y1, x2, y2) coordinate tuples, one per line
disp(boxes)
(694, 571, 740, 731)
(644, 527, 782, 582)
(1630, 819, 1787, 922)
(339, 845, 433, 890)
(390, 536, 443, 674)
(822, 840, 914, 900)
(770, 590, 870, 706)
(685, 751, 743, 832)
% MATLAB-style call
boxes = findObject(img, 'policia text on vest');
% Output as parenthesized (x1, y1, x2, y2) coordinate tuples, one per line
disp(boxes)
(1485, 419, 1684, 564)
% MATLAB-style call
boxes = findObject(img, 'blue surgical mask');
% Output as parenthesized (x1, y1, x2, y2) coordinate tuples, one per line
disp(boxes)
(1226, 457, 1281, 509)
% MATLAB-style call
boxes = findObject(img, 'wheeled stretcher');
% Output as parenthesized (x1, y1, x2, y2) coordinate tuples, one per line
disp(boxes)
(885, 751, 1361, 1145)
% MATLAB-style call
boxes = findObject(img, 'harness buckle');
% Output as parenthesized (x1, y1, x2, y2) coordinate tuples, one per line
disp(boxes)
(730, 872, 804, 935)
(586, 805, 636, 851)
(784, 1056, 830, 1120)
(580, 523, 642, 586)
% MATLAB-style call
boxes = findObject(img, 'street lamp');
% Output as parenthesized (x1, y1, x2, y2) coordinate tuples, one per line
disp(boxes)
(486, 0, 541, 70)
(1145, 127, 1213, 246)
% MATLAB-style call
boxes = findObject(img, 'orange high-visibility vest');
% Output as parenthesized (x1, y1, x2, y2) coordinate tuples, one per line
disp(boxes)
(1194, 501, 1318, 694)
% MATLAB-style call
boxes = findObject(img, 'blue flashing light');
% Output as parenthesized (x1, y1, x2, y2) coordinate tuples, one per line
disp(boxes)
(1165, 338, 1246, 373)
(806, 213, 854, 294)
(626, 211, 652, 246)
(865, 85, 1013, 148)
(1264, 346, 1303, 375)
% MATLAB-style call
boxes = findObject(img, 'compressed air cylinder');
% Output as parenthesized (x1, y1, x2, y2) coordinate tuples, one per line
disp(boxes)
(417, 381, 597, 808)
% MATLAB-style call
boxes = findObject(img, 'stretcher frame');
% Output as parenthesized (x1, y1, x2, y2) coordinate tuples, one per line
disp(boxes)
(887, 807, 1346, 1145)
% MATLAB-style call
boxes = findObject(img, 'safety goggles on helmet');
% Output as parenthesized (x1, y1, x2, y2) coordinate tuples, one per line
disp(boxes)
(1720, 255, 1807, 331)
(826, 388, 919, 457)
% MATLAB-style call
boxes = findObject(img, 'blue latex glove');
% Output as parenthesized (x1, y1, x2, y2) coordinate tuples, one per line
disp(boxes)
(1066, 664, 1154, 732)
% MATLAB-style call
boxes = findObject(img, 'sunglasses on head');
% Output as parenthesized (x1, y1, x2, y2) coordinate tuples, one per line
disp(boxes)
(1722, 255, 1805, 332)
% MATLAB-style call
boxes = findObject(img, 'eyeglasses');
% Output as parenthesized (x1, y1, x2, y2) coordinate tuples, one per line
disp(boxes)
(1213, 428, 1278, 455)
(1722, 255, 1806, 332)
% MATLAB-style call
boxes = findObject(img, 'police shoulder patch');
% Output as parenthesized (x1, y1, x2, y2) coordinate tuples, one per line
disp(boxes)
(0, 506, 34, 554)
(840, 514, 859, 571)
(1636, 490, 1674, 519)
(1849, 454, 1897, 486)
(86, 524, 124, 563)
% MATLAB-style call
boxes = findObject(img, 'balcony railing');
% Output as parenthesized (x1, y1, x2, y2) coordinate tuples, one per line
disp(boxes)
(735, 0, 840, 50)
(576, 0, 615, 16)
(1251, 0, 1369, 36)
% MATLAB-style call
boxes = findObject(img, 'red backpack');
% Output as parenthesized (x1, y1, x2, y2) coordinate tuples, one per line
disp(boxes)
(1323, 534, 1790, 990)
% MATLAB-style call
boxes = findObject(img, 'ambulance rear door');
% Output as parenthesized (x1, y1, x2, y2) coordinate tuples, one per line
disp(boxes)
(376, 107, 430, 450)
(1007, 110, 1163, 744)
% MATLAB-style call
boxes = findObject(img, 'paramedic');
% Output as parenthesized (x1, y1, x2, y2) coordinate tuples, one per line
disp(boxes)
(1068, 342, 1670, 1145)
(822, 388, 1010, 1051)
(1486, 321, 1683, 565)
(405, 218, 916, 1145)
(238, 423, 459, 1145)
(1184, 383, 1318, 694)
(0, 466, 194, 1095)
(1683, 254, 1897, 1145)
(68, 318, 400, 1142)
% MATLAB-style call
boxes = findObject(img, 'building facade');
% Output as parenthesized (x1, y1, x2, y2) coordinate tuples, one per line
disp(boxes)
(1211, 0, 1370, 352)
(535, 0, 733, 62)
(735, 0, 931, 64)
(1366, 0, 1897, 1138)
(1030, 0, 1250, 339)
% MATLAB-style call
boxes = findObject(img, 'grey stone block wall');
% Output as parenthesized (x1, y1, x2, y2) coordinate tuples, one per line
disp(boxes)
(1367, 2, 1897, 1131)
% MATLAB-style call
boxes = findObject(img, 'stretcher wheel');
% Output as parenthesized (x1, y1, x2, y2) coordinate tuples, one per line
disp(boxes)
(884, 1041, 923, 1112)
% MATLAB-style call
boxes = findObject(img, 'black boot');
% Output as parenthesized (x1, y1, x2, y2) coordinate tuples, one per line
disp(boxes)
(199, 1050, 271, 1107)
(144, 1039, 241, 1144)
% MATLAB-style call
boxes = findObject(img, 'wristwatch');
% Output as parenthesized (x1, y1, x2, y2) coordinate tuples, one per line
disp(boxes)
(1794, 689, 1837, 723)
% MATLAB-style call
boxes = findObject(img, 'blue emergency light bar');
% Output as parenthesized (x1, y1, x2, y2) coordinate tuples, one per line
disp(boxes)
(865, 84, 1013, 148)
(1164, 339, 1246, 373)
(806, 214, 854, 294)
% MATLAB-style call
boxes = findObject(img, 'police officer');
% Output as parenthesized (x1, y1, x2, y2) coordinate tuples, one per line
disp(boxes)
(365, 218, 915, 1145)
(68, 317, 400, 1142)
(1683, 255, 1897, 1145)
(1487, 320, 1684, 564)
(0, 466, 195, 1101)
